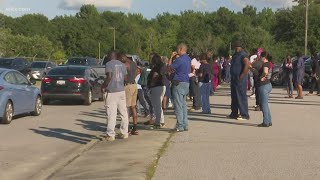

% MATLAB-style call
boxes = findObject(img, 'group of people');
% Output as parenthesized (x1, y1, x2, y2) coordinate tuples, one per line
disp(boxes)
(228, 42, 273, 127)
(282, 52, 320, 98)
(101, 41, 280, 141)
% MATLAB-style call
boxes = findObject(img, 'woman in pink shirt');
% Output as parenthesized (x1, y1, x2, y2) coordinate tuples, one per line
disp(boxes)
(212, 59, 220, 91)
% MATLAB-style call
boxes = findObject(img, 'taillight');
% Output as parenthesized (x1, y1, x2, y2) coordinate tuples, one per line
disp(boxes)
(69, 77, 86, 84)
(42, 77, 53, 83)
(0, 86, 4, 91)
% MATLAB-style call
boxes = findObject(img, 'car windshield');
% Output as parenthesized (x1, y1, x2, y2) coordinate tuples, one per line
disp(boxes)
(48, 67, 85, 76)
(31, 62, 47, 68)
(0, 59, 13, 68)
(66, 58, 87, 65)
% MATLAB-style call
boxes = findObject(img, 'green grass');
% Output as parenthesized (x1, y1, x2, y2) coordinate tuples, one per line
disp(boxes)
(146, 131, 175, 180)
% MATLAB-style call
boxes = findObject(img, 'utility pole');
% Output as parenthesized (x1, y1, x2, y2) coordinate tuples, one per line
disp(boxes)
(305, 0, 309, 56)
(109, 27, 116, 50)
(98, 42, 101, 61)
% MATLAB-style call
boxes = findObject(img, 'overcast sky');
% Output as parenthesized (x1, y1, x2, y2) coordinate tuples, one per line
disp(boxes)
(0, 0, 296, 19)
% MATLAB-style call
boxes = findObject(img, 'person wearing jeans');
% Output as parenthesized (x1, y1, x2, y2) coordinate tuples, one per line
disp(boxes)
(198, 53, 213, 114)
(172, 82, 190, 130)
(147, 54, 168, 128)
(169, 43, 191, 132)
(257, 51, 273, 127)
(306, 52, 320, 96)
(229, 41, 250, 121)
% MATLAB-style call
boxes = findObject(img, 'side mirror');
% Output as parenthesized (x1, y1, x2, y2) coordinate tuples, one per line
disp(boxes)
(47, 67, 52, 70)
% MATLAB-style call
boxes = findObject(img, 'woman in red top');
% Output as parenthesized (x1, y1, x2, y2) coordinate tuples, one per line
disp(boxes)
(212, 59, 220, 91)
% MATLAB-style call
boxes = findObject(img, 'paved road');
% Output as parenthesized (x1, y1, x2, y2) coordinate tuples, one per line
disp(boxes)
(154, 87, 320, 180)
(0, 100, 106, 180)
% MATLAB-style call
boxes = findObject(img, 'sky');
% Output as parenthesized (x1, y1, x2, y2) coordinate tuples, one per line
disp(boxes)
(0, 0, 297, 19)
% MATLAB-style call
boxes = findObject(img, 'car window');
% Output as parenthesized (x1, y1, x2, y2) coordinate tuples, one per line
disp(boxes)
(0, 59, 14, 68)
(4, 72, 17, 84)
(14, 72, 29, 85)
(48, 67, 85, 76)
(32, 62, 47, 68)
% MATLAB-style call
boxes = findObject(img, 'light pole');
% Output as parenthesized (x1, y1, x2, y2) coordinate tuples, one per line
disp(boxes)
(304, 0, 309, 56)
(109, 27, 116, 50)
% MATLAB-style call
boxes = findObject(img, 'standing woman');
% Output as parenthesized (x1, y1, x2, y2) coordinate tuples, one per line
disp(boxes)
(257, 51, 273, 127)
(283, 55, 294, 98)
(293, 52, 305, 99)
(212, 58, 220, 92)
(198, 53, 213, 114)
(147, 54, 166, 128)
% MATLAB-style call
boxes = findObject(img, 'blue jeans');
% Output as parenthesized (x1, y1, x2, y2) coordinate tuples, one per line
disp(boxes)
(172, 82, 189, 130)
(258, 83, 272, 125)
(199, 82, 211, 114)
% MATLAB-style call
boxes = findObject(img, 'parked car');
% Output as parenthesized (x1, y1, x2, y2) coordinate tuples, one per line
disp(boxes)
(65, 57, 98, 66)
(0, 58, 32, 80)
(0, 68, 42, 124)
(31, 61, 56, 80)
(271, 56, 320, 88)
(41, 66, 104, 105)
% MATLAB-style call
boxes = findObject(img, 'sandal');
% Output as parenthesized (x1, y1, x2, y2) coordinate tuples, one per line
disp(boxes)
(129, 130, 139, 135)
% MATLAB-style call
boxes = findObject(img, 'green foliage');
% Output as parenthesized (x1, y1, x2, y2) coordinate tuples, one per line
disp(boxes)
(1, 3, 320, 62)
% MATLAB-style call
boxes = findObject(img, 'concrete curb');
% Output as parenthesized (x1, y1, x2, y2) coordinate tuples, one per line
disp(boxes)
(31, 135, 102, 180)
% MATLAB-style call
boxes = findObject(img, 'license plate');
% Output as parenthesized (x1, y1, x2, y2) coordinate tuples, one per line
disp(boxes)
(56, 80, 66, 85)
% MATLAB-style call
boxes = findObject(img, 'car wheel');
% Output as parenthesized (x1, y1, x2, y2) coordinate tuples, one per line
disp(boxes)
(84, 90, 92, 105)
(1, 101, 13, 124)
(31, 96, 42, 116)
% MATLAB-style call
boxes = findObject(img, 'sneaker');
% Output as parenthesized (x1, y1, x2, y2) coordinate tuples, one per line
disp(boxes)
(257, 123, 269, 127)
(227, 115, 238, 119)
(236, 116, 250, 121)
(168, 102, 173, 108)
(250, 94, 256, 98)
(105, 136, 115, 141)
(118, 133, 129, 139)
(189, 108, 202, 112)
(174, 128, 184, 132)
(254, 106, 261, 111)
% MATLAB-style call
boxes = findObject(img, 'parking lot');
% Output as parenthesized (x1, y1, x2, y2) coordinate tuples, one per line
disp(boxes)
(0, 100, 106, 180)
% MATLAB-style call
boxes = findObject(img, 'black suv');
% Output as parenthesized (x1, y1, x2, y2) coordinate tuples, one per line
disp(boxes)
(0, 58, 32, 80)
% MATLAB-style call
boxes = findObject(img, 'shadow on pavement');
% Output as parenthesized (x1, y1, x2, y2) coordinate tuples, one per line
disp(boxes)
(75, 119, 106, 132)
(189, 117, 258, 127)
(30, 127, 99, 144)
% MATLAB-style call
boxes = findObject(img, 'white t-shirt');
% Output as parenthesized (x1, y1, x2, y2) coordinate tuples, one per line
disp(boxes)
(250, 55, 257, 63)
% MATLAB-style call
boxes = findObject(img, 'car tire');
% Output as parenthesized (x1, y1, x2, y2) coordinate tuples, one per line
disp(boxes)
(84, 90, 92, 105)
(1, 101, 14, 124)
(31, 96, 42, 116)
(42, 98, 50, 105)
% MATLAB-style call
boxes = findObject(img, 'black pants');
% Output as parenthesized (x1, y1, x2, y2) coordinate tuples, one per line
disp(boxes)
(254, 80, 260, 106)
(189, 76, 202, 109)
(309, 76, 320, 94)
(141, 86, 153, 115)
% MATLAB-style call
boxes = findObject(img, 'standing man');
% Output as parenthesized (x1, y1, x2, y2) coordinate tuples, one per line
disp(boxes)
(293, 52, 305, 99)
(229, 41, 250, 120)
(102, 52, 129, 141)
(121, 54, 139, 135)
(168, 43, 191, 132)
(306, 52, 320, 96)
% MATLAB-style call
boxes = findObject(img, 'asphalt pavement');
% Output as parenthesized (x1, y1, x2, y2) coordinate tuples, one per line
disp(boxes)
(153, 86, 320, 180)
(0, 100, 107, 180)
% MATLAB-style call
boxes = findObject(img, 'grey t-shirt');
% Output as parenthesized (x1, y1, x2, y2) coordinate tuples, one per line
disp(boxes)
(105, 60, 127, 93)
